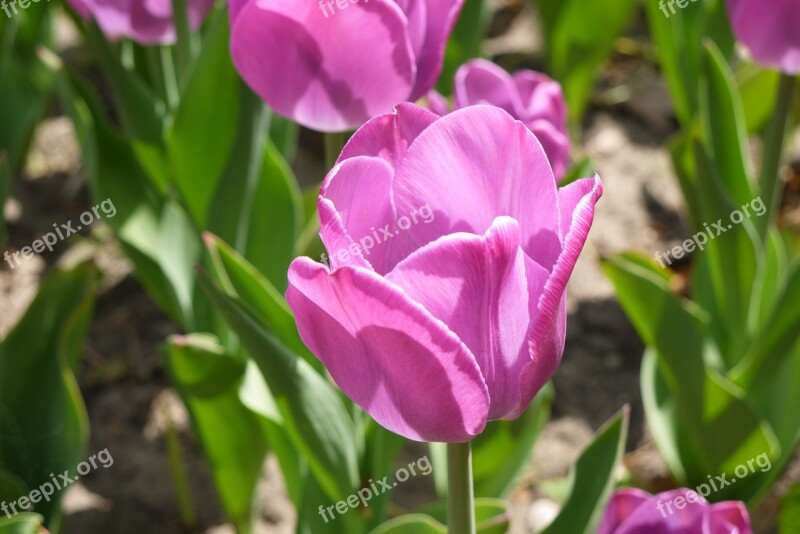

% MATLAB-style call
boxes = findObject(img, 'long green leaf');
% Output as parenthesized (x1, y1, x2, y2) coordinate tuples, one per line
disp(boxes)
(540, 407, 629, 534)
(198, 271, 360, 502)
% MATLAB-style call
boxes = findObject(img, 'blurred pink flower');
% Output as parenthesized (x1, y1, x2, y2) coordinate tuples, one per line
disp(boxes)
(727, 0, 800, 74)
(428, 59, 570, 180)
(228, 0, 464, 132)
(68, 0, 215, 45)
(286, 104, 601, 442)
(599, 488, 753, 534)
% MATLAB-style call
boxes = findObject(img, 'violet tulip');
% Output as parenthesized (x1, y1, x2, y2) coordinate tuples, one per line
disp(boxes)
(286, 103, 601, 442)
(599, 488, 753, 534)
(727, 0, 800, 74)
(228, 0, 464, 132)
(428, 59, 570, 180)
(68, 0, 215, 45)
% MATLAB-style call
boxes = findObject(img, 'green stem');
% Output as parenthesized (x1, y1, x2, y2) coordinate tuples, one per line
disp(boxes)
(759, 73, 796, 235)
(160, 45, 180, 110)
(447, 441, 475, 534)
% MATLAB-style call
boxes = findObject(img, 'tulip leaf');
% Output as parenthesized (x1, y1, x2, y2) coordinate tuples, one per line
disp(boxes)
(779, 482, 800, 534)
(168, 13, 240, 228)
(534, 0, 637, 122)
(82, 22, 166, 147)
(370, 514, 447, 534)
(540, 407, 629, 534)
(737, 64, 780, 134)
(643, 0, 733, 125)
(203, 233, 318, 368)
(603, 253, 779, 500)
(198, 270, 360, 502)
(473, 383, 552, 498)
(0, 514, 45, 534)
(438, 0, 488, 94)
(419, 498, 511, 534)
(700, 40, 756, 208)
(0, 263, 96, 529)
(0, 154, 8, 249)
(165, 334, 268, 532)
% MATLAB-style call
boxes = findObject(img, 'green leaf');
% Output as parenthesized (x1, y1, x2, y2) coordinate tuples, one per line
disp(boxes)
(603, 254, 779, 499)
(0, 263, 96, 528)
(558, 157, 594, 187)
(168, 13, 240, 227)
(700, 40, 756, 207)
(0, 513, 45, 534)
(473, 383, 552, 498)
(540, 407, 629, 534)
(437, 0, 489, 94)
(370, 515, 446, 534)
(779, 481, 800, 534)
(165, 334, 268, 532)
(83, 22, 166, 146)
(203, 233, 317, 367)
(198, 271, 360, 502)
(534, 0, 637, 122)
(0, 153, 8, 249)
(737, 64, 780, 134)
(420, 499, 511, 534)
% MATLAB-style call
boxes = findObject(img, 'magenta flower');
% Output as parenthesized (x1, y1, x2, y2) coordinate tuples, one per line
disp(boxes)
(727, 0, 800, 74)
(285, 104, 601, 442)
(428, 59, 570, 180)
(68, 0, 215, 45)
(228, 0, 464, 133)
(599, 488, 753, 534)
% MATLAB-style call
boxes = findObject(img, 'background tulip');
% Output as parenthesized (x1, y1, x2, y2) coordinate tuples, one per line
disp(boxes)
(727, 0, 800, 74)
(285, 103, 601, 442)
(428, 59, 571, 180)
(228, 0, 465, 132)
(67, 0, 215, 45)
(599, 488, 753, 534)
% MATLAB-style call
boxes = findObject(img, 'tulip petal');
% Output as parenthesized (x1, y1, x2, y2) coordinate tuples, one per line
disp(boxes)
(597, 488, 653, 534)
(409, 0, 465, 99)
(338, 103, 439, 168)
(230, 0, 417, 132)
(454, 59, 521, 115)
(319, 156, 397, 271)
(511, 175, 602, 418)
(728, 0, 800, 75)
(709, 502, 753, 534)
(286, 258, 490, 442)
(390, 105, 562, 273)
(386, 217, 532, 418)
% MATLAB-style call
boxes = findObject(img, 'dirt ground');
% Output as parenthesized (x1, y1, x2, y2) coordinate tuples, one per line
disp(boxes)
(1, 2, 798, 533)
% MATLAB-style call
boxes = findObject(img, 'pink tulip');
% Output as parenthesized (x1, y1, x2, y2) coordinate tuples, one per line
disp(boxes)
(727, 0, 800, 74)
(428, 59, 570, 180)
(228, 0, 465, 132)
(68, 0, 215, 45)
(599, 488, 753, 534)
(286, 104, 601, 442)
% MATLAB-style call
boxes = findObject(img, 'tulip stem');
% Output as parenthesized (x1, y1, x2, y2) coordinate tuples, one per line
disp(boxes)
(759, 73, 796, 235)
(447, 441, 476, 534)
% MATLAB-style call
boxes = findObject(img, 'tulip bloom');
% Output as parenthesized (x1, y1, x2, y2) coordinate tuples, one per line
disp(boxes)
(286, 104, 601, 442)
(599, 488, 753, 534)
(727, 0, 800, 74)
(428, 59, 570, 180)
(228, 0, 464, 132)
(67, 0, 215, 45)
